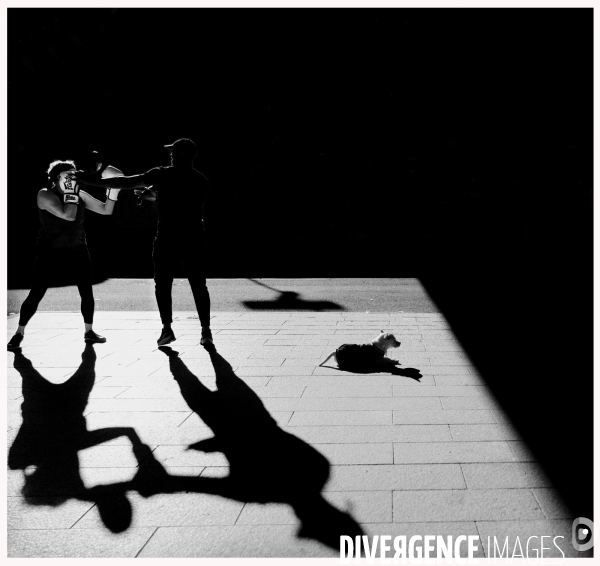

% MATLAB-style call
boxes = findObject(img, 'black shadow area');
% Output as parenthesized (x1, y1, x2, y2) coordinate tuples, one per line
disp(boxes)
(8, 345, 155, 533)
(420, 270, 593, 520)
(150, 346, 364, 550)
(242, 279, 344, 311)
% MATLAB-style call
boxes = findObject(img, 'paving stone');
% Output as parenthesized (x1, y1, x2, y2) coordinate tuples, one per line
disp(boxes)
(393, 386, 486, 397)
(11, 356, 88, 368)
(314, 443, 393, 465)
(245, 348, 295, 358)
(72, 492, 244, 528)
(475, 519, 590, 558)
(282, 358, 326, 366)
(278, 328, 336, 334)
(7, 497, 96, 529)
(267, 338, 331, 346)
(441, 397, 502, 410)
(303, 386, 393, 397)
(393, 490, 545, 522)
(7, 367, 74, 381)
(462, 463, 551, 489)
(7, 388, 23, 400)
(78, 444, 144, 468)
(420, 366, 476, 376)
(85, 411, 191, 429)
(284, 424, 452, 444)
(393, 442, 515, 464)
(151, 445, 228, 467)
(287, 411, 392, 426)
(236, 366, 315, 376)
(450, 424, 522, 441)
(327, 464, 465, 491)
(234, 502, 303, 525)
(325, 491, 392, 523)
(532, 489, 574, 519)
(218, 329, 279, 335)
(138, 525, 336, 557)
(178, 410, 293, 429)
(423, 342, 464, 352)
(235, 358, 285, 367)
(84, 398, 192, 413)
(393, 410, 497, 425)
(8, 527, 156, 558)
(270, 375, 436, 387)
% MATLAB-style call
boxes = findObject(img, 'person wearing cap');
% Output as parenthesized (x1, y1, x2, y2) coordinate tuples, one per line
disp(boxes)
(73, 138, 213, 348)
(7, 158, 123, 351)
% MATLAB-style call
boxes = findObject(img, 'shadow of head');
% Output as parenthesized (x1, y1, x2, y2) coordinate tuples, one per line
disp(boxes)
(159, 346, 364, 547)
(94, 487, 133, 533)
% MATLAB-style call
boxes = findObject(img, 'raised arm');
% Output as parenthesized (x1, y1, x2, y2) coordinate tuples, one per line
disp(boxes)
(79, 165, 126, 215)
(79, 191, 115, 216)
(37, 189, 78, 221)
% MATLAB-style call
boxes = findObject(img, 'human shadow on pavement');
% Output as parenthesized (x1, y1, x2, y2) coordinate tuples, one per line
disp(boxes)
(149, 346, 364, 550)
(242, 278, 345, 311)
(8, 345, 156, 533)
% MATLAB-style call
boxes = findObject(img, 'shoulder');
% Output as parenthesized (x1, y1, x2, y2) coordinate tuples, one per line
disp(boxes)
(37, 188, 55, 209)
(102, 165, 124, 178)
(37, 188, 53, 201)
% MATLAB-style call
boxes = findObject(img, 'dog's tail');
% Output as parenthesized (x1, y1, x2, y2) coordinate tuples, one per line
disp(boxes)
(319, 350, 337, 367)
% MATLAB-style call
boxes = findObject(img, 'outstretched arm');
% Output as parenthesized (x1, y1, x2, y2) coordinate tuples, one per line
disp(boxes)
(75, 172, 148, 190)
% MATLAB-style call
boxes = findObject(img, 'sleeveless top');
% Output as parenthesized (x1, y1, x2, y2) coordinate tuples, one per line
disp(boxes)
(37, 190, 87, 249)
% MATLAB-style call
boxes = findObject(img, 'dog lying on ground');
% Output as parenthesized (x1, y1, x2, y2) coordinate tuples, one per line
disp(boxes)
(319, 331, 401, 371)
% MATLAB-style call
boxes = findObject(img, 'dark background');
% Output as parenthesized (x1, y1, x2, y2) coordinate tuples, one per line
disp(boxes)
(8, 8, 593, 520)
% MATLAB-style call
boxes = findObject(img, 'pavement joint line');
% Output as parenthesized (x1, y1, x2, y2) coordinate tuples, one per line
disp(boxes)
(135, 527, 160, 558)
(68, 502, 98, 529)
(530, 489, 548, 521)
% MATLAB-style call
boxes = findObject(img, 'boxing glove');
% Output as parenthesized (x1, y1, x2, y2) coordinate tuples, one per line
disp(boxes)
(102, 165, 123, 201)
(58, 170, 80, 205)
(106, 188, 121, 201)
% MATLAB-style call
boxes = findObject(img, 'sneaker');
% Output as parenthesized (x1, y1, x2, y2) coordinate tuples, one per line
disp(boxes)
(7, 333, 24, 351)
(157, 328, 176, 346)
(200, 328, 213, 347)
(84, 330, 106, 343)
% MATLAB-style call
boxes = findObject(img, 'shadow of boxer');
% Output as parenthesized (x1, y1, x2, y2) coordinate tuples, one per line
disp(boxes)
(148, 346, 364, 550)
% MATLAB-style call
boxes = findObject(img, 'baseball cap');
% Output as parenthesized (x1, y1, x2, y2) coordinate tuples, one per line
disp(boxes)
(164, 138, 197, 155)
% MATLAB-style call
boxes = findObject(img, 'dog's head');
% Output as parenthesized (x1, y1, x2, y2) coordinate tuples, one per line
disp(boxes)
(375, 331, 401, 351)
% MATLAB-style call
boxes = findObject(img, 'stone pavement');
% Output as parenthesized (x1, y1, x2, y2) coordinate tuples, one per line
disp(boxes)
(6, 310, 584, 558)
